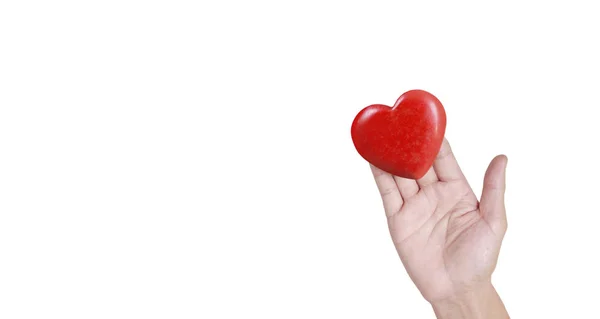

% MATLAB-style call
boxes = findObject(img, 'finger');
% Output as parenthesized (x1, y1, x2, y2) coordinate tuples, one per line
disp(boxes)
(416, 166, 438, 188)
(433, 138, 466, 182)
(370, 165, 403, 217)
(394, 175, 419, 199)
(480, 155, 508, 235)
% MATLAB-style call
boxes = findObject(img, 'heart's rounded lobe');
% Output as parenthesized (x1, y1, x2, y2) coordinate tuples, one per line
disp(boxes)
(351, 90, 446, 179)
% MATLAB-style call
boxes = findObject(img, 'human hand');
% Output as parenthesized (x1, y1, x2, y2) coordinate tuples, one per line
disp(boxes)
(371, 139, 509, 315)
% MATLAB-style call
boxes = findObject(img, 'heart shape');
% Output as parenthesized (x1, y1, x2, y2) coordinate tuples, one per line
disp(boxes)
(351, 90, 446, 179)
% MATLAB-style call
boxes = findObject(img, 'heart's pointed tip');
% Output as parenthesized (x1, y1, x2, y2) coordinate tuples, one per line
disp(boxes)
(413, 171, 428, 180)
(395, 172, 420, 181)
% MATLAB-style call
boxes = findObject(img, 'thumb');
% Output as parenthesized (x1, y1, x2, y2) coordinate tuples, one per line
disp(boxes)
(480, 155, 508, 235)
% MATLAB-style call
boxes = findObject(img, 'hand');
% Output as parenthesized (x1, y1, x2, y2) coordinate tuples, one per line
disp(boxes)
(371, 139, 509, 311)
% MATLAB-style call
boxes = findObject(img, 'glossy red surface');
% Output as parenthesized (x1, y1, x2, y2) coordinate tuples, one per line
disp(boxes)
(351, 90, 446, 179)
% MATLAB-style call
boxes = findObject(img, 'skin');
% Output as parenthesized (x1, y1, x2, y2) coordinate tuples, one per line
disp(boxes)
(370, 139, 510, 318)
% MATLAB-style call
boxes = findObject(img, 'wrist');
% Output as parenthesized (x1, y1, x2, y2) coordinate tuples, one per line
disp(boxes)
(431, 281, 508, 319)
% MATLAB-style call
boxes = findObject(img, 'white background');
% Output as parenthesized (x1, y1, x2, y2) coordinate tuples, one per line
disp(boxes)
(1, 1, 599, 318)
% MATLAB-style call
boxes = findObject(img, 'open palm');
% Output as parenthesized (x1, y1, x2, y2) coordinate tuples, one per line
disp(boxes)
(371, 139, 508, 303)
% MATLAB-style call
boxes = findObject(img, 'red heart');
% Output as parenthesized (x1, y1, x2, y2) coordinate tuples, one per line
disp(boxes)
(351, 90, 446, 179)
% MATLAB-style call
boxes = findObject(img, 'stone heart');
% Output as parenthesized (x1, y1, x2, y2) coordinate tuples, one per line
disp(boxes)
(351, 90, 446, 179)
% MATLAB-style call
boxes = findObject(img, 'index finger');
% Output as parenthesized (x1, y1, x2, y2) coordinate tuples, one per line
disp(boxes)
(370, 164, 403, 217)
